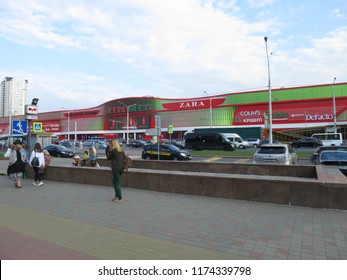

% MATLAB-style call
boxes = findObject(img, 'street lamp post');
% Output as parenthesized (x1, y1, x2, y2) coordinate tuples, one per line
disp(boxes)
(118, 101, 136, 145)
(264, 36, 273, 144)
(67, 111, 70, 140)
(332, 77, 337, 133)
(204, 91, 213, 128)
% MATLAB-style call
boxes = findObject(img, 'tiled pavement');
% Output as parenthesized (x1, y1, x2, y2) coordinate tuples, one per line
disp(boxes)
(1, 162, 347, 260)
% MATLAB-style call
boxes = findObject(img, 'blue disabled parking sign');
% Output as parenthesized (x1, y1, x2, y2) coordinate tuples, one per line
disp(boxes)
(12, 120, 28, 135)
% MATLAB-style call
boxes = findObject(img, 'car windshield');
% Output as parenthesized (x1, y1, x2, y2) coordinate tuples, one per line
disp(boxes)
(166, 145, 180, 151)
(321, 152, 347, 161)
(258, 147, 286, 154)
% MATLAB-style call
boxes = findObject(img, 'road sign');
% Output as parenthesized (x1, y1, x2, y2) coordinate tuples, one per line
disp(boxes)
(146, 129, 158, 136)
(168, 125, 174, 134)
(26, 115, 38, 120)
(33, 122, 43, 132)
(12, 120, 28, 135)
(25, 105, 38, 115)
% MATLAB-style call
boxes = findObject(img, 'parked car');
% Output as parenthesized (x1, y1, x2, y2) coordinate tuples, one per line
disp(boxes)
(318, 151, 347, 175)
(310, 146, 347, 164)
(142, 144, 192, 160)
(245, 138, 260, 148)
(253, 144, 298, 165)
(289, 137, 323, 149)
(129, 139, 147, 148)
(60, 140, 73, 148)
(43, 144, 75, 158)
(83, 140, 107, 149)
(257, 139, 281, 148)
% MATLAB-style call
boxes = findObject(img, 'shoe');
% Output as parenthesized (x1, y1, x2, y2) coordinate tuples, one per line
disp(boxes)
(37, 181, 43, 187)
(32, 182, 37, 186)
(112, 197, 123, 202)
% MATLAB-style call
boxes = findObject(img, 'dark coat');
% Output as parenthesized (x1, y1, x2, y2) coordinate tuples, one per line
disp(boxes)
(106, 149, 125, 172)
(7, 150, 26, 175)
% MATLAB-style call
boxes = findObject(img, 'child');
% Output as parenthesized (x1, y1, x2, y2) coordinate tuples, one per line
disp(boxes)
(72, 155, 80, 166)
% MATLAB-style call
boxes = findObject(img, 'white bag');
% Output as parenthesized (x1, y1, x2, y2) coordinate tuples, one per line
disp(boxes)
(4, 148, 11, 158)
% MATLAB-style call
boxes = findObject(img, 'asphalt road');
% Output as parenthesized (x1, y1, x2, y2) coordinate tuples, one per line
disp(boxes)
(50, 146, 314, 166)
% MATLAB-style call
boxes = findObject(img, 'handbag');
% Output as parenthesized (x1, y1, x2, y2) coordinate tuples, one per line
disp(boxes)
(39, 166, 46, 173)
(4, 148, 11, 158)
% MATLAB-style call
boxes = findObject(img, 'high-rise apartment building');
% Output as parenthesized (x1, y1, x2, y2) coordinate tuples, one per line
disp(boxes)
(0, 77, 28, 117)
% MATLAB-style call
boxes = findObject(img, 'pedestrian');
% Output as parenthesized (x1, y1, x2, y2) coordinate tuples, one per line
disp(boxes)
(29, 143, 45, 187)
(39, 149, 52, 177)
(89, 146, 97, 167)
(7, 143, 27, 188)
(105, 141, 111, 155)
(107, 140, 125, 202)
(72, 155, 80, 166)
(80, 150, 89, 166)
(20, 143, 28, 179)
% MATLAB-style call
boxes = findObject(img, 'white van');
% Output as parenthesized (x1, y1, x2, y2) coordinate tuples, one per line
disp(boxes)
(223, 133, 250, 149)
(311, 133, 343, 146)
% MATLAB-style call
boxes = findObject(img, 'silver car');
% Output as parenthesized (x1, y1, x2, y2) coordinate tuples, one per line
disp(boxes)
(253, 144, 298, 165)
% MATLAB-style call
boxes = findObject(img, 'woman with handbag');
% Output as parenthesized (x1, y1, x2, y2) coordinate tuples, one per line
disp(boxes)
(29, 143, 45, 187)
(7, 143, 27, 188)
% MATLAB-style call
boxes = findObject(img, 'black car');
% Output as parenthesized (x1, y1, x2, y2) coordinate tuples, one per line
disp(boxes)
(43, 144, 75, 158)
(310, 146, 347, 164)
(257, 139, 280, 148)
(318, 150, 347, 176)
(289, 137, 323, 149)
(142, 144, 192, 160)
(129, 139, 147, 148)
(159, 139, 184, 149)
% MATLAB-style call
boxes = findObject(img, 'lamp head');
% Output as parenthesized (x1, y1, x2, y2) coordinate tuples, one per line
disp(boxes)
(31, 98, 39, 106)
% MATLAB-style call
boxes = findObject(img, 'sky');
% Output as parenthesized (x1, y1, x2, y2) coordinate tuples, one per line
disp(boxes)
(0, 0, 347, 113)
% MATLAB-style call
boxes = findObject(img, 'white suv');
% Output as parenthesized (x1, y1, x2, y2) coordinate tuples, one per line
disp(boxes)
(253, 144, 298, 165)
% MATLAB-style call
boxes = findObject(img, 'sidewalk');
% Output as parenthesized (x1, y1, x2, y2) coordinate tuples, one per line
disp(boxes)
(1, 160, 347, 260)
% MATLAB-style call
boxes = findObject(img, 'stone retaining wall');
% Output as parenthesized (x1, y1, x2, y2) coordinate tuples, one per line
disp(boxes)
(26, 160, 347, 210)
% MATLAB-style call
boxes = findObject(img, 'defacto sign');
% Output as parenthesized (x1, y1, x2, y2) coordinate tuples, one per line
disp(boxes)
(305, 114, 333, 121)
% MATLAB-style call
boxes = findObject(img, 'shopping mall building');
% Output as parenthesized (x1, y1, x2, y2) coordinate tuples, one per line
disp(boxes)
(1, 82, 347, 142)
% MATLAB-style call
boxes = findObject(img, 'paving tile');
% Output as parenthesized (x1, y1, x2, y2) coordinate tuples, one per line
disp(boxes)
(1, 164, 347, 260)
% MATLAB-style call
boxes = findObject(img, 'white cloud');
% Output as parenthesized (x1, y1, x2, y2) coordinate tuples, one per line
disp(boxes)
(0, 0, 346, 110)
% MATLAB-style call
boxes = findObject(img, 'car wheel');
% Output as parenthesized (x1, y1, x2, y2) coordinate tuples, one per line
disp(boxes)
(312, 144, 318, 148)
(57, 153, 61, 158)
(293, 144, 298, 149)
(173, 156, 179, 161)
(253, 144, 258, 148)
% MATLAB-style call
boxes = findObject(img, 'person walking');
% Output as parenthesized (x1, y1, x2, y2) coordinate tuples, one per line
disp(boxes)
(19, 143, 28, 179)
(7, 143, 27, 188)
(29, 143, 45, 187)
(39, 149, 52, 178)
(89, 146, 97, 167)
(106, 140, 125, 202)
